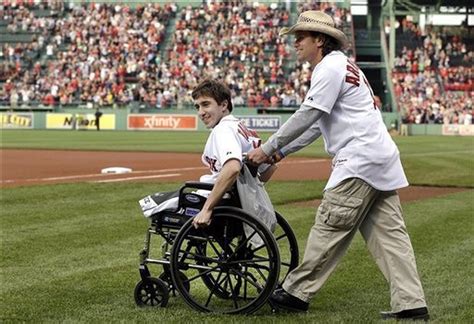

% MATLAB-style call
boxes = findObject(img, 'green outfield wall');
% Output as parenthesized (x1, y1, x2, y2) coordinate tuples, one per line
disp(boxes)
(2, 108, 472, 136)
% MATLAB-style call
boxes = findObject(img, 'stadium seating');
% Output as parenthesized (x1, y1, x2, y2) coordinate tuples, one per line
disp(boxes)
(392, 20, 472, 124)
(0, 1, 354, 110)
(0, 1, 471, 125)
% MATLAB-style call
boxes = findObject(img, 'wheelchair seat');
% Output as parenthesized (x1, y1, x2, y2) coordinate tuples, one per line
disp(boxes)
(144, 181, 240, 229)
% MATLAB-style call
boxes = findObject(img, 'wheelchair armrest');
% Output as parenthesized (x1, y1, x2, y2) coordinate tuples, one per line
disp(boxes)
(183, 181, 215, 191)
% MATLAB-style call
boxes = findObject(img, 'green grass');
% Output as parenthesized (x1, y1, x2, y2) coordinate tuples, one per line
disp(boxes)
(1, 182, 473, 322)
(0, 130, 211, 153)
(1, 130, 473, 187)
(1, 130, 473, 321)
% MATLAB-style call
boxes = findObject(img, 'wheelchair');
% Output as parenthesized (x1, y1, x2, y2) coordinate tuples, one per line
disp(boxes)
(134, 180, 299, 314)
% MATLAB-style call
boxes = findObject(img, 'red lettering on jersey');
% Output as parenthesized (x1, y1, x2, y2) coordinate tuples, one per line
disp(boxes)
(237, 125, 249, 141)
(205, 156, 218, 172)
(237, 122, 258, 140)
(345, 60, 360, 87)
(252, 138, 261, 149)
(362, 74, 377, 109)
(237, 121, 261, 149)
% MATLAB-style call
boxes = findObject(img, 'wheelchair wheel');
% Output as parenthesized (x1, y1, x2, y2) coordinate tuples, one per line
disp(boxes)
(159, 271, 190, 296)
(274, 211, 299, 284)
(134, 277, 169, 307)
(194, 211, 299, 299)
(194, 241, 232, 300)
(170, 207, 280, 314)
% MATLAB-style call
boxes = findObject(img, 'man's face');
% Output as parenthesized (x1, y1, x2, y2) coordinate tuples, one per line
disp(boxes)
(194, 96, 228, 129)
(294, 31, 320, 65)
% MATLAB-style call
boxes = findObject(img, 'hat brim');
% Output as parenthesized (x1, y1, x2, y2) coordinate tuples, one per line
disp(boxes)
(280, 23, 348, 48)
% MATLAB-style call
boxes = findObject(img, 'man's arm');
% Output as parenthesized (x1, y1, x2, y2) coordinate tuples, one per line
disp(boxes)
(192, 159, 241, 228)
(279, 122, 322, 158)
(247, 105, 324, 164)
(258, 163, 277, 182)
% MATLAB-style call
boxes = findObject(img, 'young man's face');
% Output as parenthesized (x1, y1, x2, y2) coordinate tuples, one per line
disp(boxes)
(294, 31, 321, 66)
(194, 96, 229, 129)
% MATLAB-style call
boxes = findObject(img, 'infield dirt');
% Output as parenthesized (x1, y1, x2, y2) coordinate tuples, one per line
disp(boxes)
(0, 149, 468, 202)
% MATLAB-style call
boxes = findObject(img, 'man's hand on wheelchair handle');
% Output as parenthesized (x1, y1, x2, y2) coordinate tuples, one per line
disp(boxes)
(247, 147, 271, 165)
(193, 209, 213, 229)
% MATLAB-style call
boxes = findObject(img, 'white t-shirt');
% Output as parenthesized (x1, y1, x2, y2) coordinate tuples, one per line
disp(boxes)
(303, 51, 408, 191)
(201, 115, 262, 183)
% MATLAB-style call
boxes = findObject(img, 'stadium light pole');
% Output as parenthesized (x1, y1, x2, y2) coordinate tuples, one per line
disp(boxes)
(389, 0, 396, 70)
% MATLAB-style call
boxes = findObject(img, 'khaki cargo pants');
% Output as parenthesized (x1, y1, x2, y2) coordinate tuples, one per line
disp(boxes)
(282, 178, 427, 312)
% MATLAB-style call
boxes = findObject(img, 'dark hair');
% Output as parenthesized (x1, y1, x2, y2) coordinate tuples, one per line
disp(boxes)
(191, 79, 233, 112)
(310, 31, 342, 57)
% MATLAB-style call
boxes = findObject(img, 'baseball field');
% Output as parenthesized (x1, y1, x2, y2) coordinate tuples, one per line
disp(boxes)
(1, 130, 473, 322)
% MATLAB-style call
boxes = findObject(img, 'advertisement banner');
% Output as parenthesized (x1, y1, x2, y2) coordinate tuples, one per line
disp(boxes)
(0, 112, 33, 129)
(237, 115, 281, 131)
(46, 113, 115, 130)
(46, 113, 75, 129)
(442, 124, 474, 136)
(128, 114, 197, 130)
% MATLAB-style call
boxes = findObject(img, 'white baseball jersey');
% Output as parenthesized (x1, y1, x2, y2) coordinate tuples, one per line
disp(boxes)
(302, 51, 408, 191)
(201, 115, 261, 183)
(139, 114, 264, 217)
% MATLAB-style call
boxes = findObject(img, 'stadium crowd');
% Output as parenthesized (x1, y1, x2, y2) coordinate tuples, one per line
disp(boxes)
(391, 19, 473, 124)
(0, 1, 472, 125)
(1, 1, 353, 109)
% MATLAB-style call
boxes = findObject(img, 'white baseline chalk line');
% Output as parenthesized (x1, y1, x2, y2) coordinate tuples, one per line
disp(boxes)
(93, 173, 181, 183)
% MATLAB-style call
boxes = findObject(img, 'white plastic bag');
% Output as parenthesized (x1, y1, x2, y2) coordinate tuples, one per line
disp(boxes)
(236, 164, 276, 247)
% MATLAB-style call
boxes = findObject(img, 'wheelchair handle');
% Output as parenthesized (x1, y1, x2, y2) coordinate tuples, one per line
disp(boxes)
(242, 154, 259, 177)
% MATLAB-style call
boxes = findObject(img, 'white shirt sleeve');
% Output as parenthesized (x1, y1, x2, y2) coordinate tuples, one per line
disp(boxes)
(303, 64, 345, 114)
(212, 125, 242, 167)
(280, 121, 322, 156)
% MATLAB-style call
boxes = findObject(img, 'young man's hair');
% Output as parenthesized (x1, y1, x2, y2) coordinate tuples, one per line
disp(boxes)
(192, 79, 233, 112)
(310, 31, 342, 57)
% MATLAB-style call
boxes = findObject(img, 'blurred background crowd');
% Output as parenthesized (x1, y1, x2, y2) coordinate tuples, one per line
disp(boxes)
(0, 0, 472, 125)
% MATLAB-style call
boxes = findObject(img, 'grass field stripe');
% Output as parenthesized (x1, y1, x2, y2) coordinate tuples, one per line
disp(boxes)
(403, 150, 473, 156)
(93, 173, 181, 183)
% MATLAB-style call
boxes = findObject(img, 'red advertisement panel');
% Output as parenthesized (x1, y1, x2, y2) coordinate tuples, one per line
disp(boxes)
(128, 114, 197, 130)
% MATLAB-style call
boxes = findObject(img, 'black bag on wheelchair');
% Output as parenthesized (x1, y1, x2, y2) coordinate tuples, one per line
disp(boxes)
(138, 189, 208, 229)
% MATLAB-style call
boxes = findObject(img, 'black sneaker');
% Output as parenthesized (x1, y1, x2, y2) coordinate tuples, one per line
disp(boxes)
(269, 288, 309, 312)
(381, 307, 429, 321)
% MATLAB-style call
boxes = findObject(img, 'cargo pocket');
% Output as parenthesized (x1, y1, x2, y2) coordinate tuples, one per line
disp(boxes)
(318, 191, 363, 230)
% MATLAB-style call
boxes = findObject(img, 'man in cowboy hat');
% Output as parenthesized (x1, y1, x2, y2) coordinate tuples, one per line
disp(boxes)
(247, 11, 429, 320)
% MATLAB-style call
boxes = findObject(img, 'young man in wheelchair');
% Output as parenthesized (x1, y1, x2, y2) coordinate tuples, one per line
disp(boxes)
(139, 79, 276, 230)
(190, 79, 276, 229)
(135, 80, 298, 313)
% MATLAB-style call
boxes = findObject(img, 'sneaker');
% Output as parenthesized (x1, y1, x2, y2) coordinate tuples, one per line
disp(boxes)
(381, 307, 429, 321)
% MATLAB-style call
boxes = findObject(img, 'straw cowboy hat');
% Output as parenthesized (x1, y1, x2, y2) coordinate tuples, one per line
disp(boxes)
(280, 10, 348, 47)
